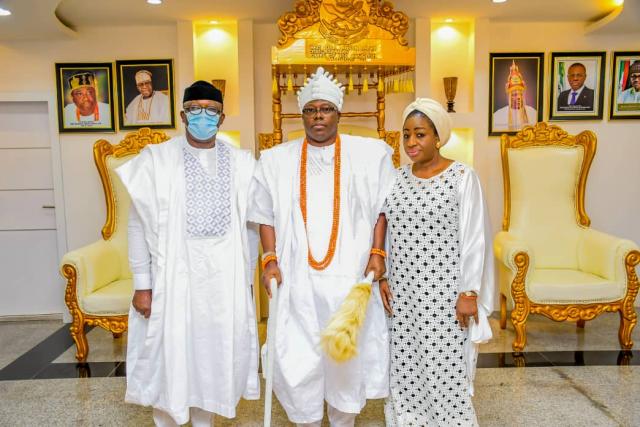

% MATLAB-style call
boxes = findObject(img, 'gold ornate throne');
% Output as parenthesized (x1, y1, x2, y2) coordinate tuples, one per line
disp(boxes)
(60, 128, 169, 362)
(495, 122, 640, 352)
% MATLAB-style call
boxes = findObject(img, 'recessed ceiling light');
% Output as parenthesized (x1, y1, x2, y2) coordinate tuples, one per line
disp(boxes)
(445, 18, 453, 23)
(492, 0, 507, 3)
(613, 0, 624, 5)
(0, 7, 11, 16)
(147, 0, 162, 5)
(209, 20, 219, 25)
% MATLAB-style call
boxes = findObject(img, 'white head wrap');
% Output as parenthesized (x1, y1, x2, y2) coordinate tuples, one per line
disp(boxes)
(135, 70, 152, 84)
(297, 66, 345, 112)
(402, 98, 453, 146)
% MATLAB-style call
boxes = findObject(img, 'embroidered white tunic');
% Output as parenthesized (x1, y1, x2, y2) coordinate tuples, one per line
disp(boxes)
(248, 135, 397, 423)
(125, 90, 171, 125)
(116, 135, 259, 425)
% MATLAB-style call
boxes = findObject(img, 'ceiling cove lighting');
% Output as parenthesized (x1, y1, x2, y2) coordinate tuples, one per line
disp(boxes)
(0, 7, 11, 16)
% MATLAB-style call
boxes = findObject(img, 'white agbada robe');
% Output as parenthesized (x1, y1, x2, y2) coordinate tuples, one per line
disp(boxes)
(125, 90, 171, 125)
(248, 135, 397, 423)
(116, 135, 260, 425)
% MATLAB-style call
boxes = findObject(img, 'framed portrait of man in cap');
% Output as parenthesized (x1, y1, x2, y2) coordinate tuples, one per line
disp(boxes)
(55, 62, 115, 132)
(610, 51, 640, 120)
(489, 53, 544, 136)
(549, 51, 605, 121)
(116, 59, 175, 129)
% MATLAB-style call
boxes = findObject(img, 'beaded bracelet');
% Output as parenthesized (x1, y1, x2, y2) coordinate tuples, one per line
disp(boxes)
(261, 254, 277, 270)
(261, 251, 276, 262)
(370, 248, 387, 258)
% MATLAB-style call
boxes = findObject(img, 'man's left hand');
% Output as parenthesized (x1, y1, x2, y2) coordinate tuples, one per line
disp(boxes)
(365, 253, 386, 282)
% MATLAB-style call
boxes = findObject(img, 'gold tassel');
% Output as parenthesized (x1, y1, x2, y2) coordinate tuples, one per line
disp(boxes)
(393, 77, 399, 93)
(348, 74, 354, 94)
(362, 76, 368, 94)
(408, 77, 415, 93)
(320, 280, 373, 362)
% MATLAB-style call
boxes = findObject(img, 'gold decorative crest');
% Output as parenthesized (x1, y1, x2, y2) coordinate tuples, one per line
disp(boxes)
(277, 0, 409, 47)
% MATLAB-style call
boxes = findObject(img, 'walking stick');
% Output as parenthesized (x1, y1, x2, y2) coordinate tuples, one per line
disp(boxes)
(263, 277, 279, 427)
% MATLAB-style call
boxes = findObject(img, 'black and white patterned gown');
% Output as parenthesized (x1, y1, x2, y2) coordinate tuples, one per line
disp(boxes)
(383, 162, 480, 427)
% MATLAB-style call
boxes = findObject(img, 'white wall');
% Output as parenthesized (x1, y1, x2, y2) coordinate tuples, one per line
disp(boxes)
(0, 25, 180, 252)
(484, 22, 640, 246)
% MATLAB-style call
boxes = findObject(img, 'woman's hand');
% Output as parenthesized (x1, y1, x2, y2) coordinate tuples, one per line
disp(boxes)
(262, 260, 282, 298)
(379, 279, 393, 316)
(455, 294, 478, 328)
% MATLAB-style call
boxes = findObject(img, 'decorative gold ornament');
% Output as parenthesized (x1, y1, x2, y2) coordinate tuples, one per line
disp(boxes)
(443, 76, 458, 113)
(211, 79, 226, 98)
(95, 128, 169, 240)
(277, 0, 409, 48)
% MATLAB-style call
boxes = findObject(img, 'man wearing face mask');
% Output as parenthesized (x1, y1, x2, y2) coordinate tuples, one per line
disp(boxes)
(116, 80, 260, 427)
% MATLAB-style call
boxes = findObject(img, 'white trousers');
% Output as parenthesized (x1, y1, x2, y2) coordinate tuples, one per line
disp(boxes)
(153, 407, 214, 427)
(296, 404, 356, 427)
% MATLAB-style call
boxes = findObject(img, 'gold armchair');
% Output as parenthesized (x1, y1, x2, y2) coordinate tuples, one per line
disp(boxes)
(495, 122, 640, 352)
(60, 128, 170, 362)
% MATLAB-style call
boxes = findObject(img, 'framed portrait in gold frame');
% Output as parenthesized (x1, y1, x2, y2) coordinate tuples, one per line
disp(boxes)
(55, 62, 115, 133)
(489, 53, 544, 136)
(549, 51, 605, 121)
(609, 51, 640, 120)
(116, 59, 175, 130)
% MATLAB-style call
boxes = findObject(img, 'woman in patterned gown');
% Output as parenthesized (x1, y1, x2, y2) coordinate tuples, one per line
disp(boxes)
(380, 98, 494, 426)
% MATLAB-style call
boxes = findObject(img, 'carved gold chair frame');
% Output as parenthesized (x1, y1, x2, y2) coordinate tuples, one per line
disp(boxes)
(499, 122, 640, 352)
(61, 128, 169, 362)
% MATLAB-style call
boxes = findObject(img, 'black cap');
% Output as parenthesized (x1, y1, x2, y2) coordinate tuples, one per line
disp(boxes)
(183, 80, 223, 104)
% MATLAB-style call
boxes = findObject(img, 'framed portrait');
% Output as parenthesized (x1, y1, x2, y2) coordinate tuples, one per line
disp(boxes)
(55, 62, 115, 133)
(609, 51, 640, 120)
(549, 52, 605, 121)
(115, 59, 175, 130)
(489, 53, 544, 136)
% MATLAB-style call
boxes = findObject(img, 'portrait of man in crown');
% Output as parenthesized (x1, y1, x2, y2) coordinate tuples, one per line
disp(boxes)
(55, 63, 115, 132)
(489, 53, 544, 135)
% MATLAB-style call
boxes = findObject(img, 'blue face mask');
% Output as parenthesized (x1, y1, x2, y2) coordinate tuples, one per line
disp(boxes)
(186, 112, 220, 141)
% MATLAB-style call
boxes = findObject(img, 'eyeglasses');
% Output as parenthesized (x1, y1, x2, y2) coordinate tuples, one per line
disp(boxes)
(184, 105, 221, 116)
(301, 106, 337, 116)
(630, 74, 640, 80)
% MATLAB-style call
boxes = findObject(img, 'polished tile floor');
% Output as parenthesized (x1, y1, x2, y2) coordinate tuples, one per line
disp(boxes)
(0, 313, 638, 426)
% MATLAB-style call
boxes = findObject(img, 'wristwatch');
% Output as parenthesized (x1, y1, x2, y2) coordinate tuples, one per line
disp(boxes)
(461, 291, 477, 297)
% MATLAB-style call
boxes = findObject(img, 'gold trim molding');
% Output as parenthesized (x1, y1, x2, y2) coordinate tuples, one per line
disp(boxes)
(62, 264, 128, 362)
(501, 250, 640, 352)
(95, 128, 169, 240)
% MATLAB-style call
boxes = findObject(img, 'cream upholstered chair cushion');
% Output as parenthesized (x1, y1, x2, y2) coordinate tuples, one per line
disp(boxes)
(60, 129, 170, 361)
(61, 154, 137, 315)
(494, 122, 640, 352)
